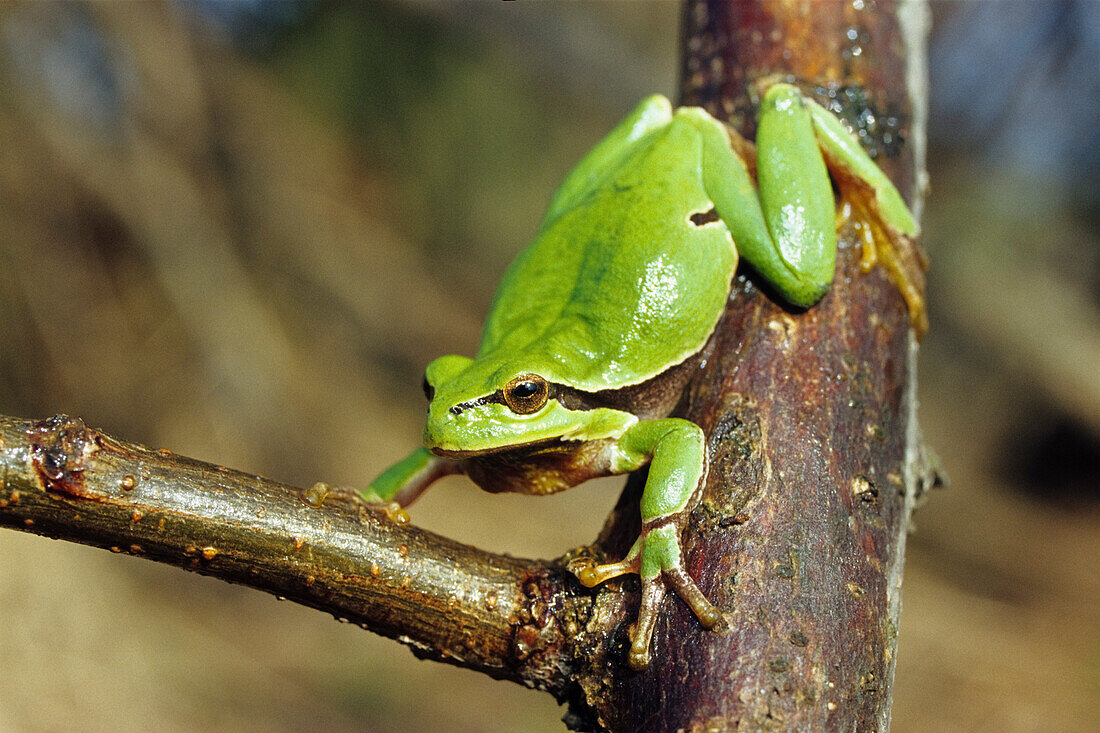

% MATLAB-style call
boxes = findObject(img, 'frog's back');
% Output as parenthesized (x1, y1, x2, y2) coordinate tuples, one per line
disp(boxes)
(478, 104, 738, 392)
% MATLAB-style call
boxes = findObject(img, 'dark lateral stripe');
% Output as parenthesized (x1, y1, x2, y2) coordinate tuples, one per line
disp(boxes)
(450, 382, 604, 415)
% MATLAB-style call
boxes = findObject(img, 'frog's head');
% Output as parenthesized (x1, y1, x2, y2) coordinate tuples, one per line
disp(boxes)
(420, 354, 632, 456)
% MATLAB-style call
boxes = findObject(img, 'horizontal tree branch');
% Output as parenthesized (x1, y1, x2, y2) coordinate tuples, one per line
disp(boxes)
(0, 413, 614, 698)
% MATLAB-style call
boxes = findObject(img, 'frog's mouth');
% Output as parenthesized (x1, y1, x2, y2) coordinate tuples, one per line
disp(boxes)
(428, 435, 571, 461)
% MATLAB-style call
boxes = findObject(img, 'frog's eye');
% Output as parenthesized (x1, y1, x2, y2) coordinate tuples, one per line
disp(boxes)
(422, 374, 435, 401)
(503, 374, 549, 415)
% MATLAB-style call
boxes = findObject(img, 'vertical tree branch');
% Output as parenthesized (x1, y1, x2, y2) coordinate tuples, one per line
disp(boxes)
(559, 1, 931, 730)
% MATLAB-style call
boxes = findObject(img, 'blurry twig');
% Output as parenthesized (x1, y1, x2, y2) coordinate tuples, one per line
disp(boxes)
(932, 172, 1100, 435)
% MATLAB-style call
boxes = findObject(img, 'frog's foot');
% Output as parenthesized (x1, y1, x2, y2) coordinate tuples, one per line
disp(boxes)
(800, 92, 927, 334)
(568, 522, 721, 671)
(567, 553, 640, 588)
(841, 195, 929, 335)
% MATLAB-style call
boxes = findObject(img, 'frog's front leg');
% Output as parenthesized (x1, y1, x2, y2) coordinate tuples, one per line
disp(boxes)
(361, 446, 461, 506)
(569, 418, 721, 670)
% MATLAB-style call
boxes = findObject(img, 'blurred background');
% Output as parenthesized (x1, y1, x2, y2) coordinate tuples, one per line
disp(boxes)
(0, 2, 1095, 731)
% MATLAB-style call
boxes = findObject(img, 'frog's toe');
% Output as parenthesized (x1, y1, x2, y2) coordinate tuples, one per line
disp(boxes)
(628, 639, 652, 671)
(567, 556, 639, 588)
(665, 565, 722, 628)
(381, 501, 411, 524)
(627, 574, 667, 671)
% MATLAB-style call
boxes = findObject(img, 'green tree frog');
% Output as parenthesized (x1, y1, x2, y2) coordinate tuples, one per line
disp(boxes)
(364, 84, 918, 670)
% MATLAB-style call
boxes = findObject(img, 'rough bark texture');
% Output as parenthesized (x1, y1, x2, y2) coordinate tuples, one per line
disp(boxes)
(558, 1, 931, 730)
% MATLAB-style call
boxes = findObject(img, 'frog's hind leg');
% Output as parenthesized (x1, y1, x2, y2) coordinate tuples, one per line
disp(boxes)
(805, 96, 928, 334)
(684, 95, 837, 309)
(568, 418, 721, 670)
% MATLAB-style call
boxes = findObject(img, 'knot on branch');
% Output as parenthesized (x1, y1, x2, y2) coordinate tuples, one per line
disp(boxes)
(27, 414, 96, 499)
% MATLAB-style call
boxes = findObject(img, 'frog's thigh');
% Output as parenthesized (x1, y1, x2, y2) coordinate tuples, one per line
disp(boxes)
(752, 83, 838, 306)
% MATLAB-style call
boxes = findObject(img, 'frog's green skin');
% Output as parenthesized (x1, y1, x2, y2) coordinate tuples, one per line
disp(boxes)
(366, 84, 918, 671)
